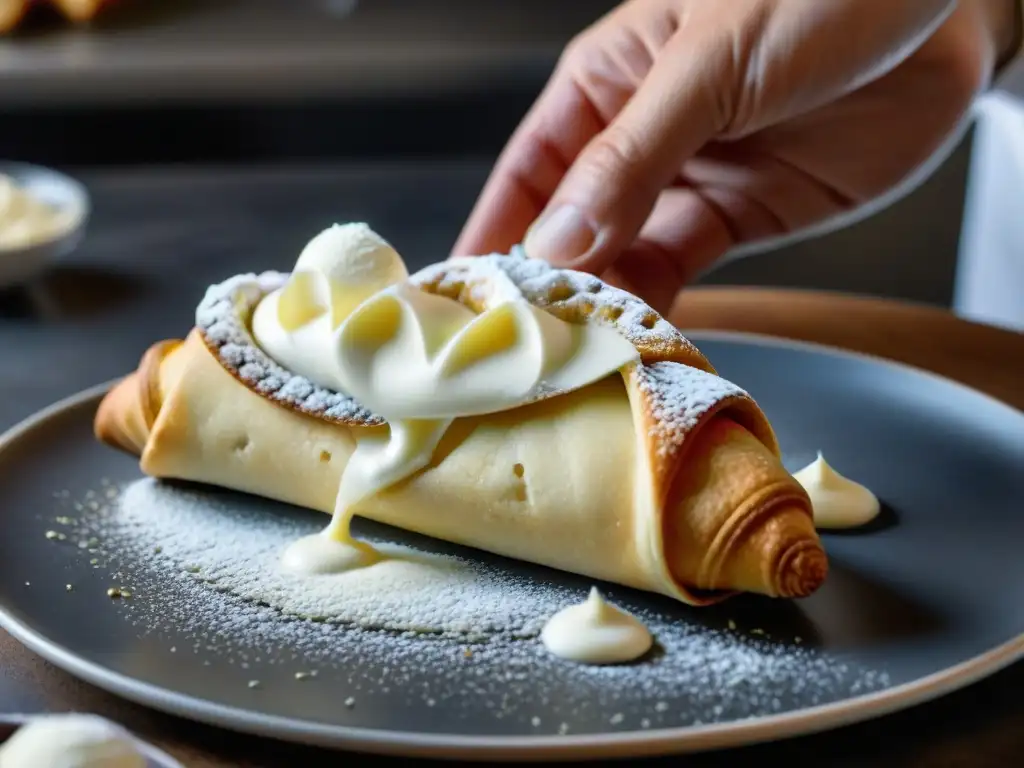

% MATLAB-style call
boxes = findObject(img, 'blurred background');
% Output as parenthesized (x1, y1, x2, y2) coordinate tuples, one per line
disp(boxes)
(0, 0, 1017, 343)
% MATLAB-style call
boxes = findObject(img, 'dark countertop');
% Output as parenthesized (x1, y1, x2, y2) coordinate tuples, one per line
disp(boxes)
(1, 161, 1022, 766)
(0, 0, 616, 106)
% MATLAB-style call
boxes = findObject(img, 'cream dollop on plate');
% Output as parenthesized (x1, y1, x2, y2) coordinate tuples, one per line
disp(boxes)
(540, 587, 653, 665)
(793, 452, 881, 529)
(0, 714, 146, 768)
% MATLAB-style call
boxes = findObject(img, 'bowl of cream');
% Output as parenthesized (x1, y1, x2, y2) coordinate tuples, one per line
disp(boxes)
(0, 713, 183, 768)
(0, 161, 90, 289)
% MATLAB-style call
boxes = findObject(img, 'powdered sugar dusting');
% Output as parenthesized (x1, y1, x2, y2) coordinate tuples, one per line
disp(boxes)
(44, 480, 892, 735)
(412, 251, 701, 359)
(635, 362, 748, 458)
(115, 479, 560, 637)
(195, 272, 385, 426)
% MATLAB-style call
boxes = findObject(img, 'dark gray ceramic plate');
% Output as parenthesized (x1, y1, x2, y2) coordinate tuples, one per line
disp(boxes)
(1, 332, 1023, 761)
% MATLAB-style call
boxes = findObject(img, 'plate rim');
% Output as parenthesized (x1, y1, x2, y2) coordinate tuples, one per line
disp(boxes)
(683, 328, 1024, 417)
(1, 332, 1022, 761)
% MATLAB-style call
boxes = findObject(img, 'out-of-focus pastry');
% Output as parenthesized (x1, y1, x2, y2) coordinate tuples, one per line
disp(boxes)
(0, 0, 116, 33)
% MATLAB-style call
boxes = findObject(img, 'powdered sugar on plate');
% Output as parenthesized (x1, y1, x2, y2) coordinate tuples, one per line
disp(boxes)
(113, 478, 565, 638)
(47, 480, 892, 734)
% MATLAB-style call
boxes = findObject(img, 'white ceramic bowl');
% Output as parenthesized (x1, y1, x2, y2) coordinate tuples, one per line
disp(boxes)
(0, 713, 183, 768)
(0, 161, 90, 290)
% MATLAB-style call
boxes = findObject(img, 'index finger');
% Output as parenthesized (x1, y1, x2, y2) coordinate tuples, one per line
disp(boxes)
(451, 70, 605, 257)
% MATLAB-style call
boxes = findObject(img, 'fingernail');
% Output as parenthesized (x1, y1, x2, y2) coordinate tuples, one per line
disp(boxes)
(523, 205, 596, 265)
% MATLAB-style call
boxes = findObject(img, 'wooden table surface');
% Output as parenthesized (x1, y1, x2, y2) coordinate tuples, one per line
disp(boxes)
(1, 164, 1023, 766)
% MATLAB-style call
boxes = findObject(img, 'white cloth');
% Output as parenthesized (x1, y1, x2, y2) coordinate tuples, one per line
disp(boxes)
(954, 55, 1024, 331)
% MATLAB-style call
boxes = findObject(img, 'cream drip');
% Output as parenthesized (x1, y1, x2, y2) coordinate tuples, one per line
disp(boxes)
(793, 452, 881, 529)
(251, 223, 639, 575)
(540, 587, 653, 664)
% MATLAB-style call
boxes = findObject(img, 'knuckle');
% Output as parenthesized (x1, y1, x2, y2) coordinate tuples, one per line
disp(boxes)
(581, 125, 649, 186)
(559, 31, 596, 73)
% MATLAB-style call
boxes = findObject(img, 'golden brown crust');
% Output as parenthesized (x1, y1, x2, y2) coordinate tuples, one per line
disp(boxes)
(662, 417, 824, 601)
(628, 363, 783, 515)
(94, 339, 180, 455)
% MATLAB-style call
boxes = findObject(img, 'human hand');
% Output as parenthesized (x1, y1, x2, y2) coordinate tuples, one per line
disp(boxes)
(453, 0, 1003, 314)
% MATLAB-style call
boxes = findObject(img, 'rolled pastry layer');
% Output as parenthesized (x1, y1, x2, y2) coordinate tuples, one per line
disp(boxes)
(96, 327, 826, 605)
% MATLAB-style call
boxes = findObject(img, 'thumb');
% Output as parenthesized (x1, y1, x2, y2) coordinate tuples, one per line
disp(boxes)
(522, 36, 721, 275)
